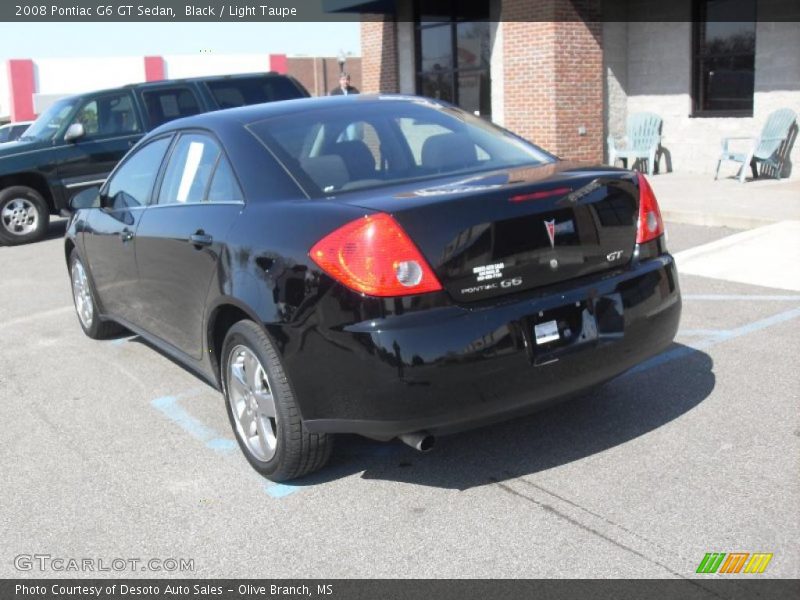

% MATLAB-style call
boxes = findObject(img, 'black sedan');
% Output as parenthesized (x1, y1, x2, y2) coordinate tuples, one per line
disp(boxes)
(65, 95, 681, 481)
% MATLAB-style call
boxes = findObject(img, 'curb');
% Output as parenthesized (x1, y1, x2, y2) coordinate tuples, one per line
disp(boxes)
(660, 209, 777, 230)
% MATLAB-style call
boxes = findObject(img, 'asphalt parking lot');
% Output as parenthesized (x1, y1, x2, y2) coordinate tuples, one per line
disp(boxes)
(1, 218, 798, 579)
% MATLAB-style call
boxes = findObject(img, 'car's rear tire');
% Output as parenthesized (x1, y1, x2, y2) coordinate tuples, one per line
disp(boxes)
(0, 186, 50, 245)
(221, 320, 332, 481)
(69, 250, 123, 339)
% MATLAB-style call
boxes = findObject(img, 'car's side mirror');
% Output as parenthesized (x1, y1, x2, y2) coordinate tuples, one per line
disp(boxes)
(64, 122, 85, 142)
(70, 186, 101, 211)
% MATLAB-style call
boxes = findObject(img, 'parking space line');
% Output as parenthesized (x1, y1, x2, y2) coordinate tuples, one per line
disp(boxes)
(264, 482, 302, 498)
(682, 294, 800, 301)
(151, 394, 305, 499)
(711, 306, 800, 342)
(206, 438, 238, 451)
(150, 395, 235, 454)
(677, 329, 730, 337)
(628, 306, 800, 377)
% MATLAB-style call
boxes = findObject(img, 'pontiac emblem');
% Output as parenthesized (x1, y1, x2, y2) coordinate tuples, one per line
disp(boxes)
(544, 219, 556, 248)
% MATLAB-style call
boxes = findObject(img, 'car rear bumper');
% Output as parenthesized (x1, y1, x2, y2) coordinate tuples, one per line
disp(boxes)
(291, 255, 681, 440)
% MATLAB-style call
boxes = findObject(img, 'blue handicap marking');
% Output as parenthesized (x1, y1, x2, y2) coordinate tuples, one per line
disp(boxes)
(264, 482, 301, 498)
(205, 438, 238, 452)
(150, 395, 235, 454)
(626, 305, 800, 377)
(152, 394, 306, 498)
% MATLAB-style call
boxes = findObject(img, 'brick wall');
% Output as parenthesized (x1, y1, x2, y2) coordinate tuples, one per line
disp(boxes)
(286, 57, 362, 97)
(356, 1, 603, 162)
(360, 15, 399, 94)
(501, 0, 604, 162)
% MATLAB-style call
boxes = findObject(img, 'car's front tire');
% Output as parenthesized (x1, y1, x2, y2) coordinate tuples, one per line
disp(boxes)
(222, 320, 332, 481)
(0, 186, 50, 245)
(69, 250, 123, 339)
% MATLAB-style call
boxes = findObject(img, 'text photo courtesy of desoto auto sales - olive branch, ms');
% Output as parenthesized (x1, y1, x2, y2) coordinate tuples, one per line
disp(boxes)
(0, 1, 799, 599)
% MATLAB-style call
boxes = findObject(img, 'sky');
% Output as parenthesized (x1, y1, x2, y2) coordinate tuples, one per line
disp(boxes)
(0, 22, 361, 61)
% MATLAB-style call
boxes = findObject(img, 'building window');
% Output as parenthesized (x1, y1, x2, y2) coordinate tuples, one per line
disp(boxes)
(414, 1, 492, 119)
(692, 0, 756, 117)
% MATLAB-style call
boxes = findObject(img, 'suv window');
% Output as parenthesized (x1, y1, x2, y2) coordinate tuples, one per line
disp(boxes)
(158, 133, 221, 205)
(105, 137, 171, 208)
(12, 124, 30, 138)
(142, 87, 201, 128)
(206, 76, 305, 109)
(73, 93, 140, 138)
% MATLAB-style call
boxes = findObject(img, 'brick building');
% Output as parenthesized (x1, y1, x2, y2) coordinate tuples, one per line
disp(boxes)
(342, 0, 800, 179)
(287, 55, 362, 97)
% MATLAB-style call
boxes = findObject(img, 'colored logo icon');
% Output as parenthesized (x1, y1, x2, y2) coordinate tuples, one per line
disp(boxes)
(696, 552, 773, 574)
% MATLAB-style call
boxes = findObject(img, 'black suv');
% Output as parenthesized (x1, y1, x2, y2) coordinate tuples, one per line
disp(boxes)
(0, 72, 309, 245)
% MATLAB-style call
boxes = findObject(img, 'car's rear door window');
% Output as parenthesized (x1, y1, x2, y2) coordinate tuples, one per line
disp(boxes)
(142, 87, 202, 128)
(206, 157, 244, 203)
(104, 137, 171, 208)
(157, 133, 222, 205)
(205, 76, 306, 109)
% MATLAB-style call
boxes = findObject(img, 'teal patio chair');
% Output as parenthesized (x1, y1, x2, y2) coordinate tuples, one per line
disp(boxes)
(607, 112, 663, 176)
(715, 108, 797, 183)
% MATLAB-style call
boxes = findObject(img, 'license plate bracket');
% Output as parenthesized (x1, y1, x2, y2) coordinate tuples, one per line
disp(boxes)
(525, 299, 594, 366)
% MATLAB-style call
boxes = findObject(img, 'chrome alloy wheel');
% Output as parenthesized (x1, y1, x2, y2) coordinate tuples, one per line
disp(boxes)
(71, 259, 94, 329)
(227, 345, 278, 461)
(1, 198, 38, 236)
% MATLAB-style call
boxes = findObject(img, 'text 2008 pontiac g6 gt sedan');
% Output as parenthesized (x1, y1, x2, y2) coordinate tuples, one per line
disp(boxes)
(65, 95, 680, 481)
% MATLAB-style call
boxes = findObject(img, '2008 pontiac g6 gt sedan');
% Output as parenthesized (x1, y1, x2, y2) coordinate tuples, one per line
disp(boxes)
(65, 95, 681, 481)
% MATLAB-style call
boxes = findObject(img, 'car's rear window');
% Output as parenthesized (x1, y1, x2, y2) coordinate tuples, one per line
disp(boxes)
(246, 99, 554, 197)
(206, 77, 306, 109)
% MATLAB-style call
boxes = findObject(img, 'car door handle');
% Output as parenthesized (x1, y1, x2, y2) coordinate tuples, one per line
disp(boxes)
(120, 229, 134, 242)
(189, 231, 213, 248)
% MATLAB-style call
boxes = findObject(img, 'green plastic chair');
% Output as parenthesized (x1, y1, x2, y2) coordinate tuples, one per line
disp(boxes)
(607, 112, 663, 176)
(715, 108, 797, 183)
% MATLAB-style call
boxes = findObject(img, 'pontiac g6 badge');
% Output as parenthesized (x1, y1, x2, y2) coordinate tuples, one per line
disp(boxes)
(544, 219, 556, 248)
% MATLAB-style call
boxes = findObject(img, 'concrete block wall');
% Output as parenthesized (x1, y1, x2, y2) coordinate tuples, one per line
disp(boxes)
(607, 4, 800, 180)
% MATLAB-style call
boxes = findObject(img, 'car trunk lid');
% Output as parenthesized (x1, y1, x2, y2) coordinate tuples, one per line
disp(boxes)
(339, 163, 641, 303)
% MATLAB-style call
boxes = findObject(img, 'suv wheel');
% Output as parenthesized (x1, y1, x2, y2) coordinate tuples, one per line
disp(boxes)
(222, 320, 332, 481)
(69, 250, 123, 339)
(0, 186, 50, 245)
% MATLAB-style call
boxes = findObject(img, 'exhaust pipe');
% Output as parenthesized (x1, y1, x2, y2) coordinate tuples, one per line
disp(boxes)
(399, 431, 435, 453)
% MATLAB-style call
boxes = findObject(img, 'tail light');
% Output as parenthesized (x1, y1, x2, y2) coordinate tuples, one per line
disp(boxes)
(635, 172, 664, 244)
(309, 213, 443, 297)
